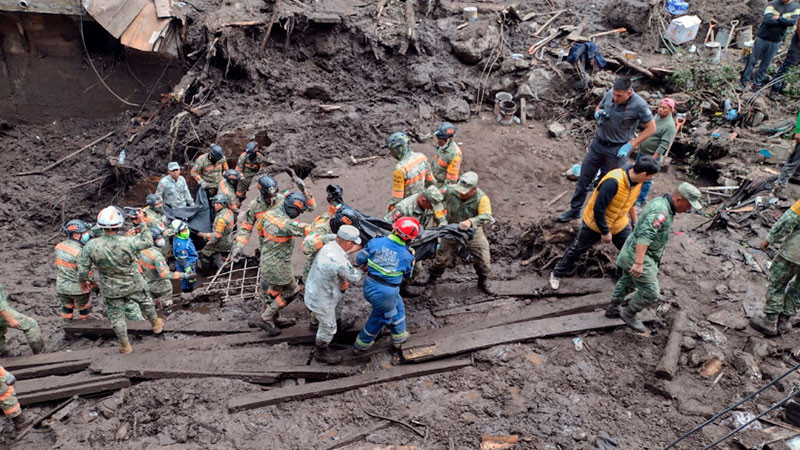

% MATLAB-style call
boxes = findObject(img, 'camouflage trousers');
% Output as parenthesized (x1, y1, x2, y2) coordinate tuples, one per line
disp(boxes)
(609, 259, 660, 314)
(105, 290, 158, 344)
(432, 227, 491, 277)
(124, 301, 144, 321)
(0, 378, 20, 419)
(260, 278, 300, 321)
(201, 238, 233, 258)
(58, 293, 91, 320)
(764, 254, 800, 316)
(0, 307, 43, 353)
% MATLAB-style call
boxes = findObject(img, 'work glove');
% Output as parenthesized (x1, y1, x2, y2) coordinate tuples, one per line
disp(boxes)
(617, 142, 633, 158)
(594, 110, 607, 123)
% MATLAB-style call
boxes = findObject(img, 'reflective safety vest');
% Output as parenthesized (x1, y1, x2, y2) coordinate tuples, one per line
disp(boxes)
(583, 168, 642, 234)
(54, 239, 85, 295)
(433, 140, 462, 186)
(392, 152, 434, 202)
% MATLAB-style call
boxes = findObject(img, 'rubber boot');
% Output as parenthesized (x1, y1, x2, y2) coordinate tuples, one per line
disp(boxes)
(605, 304, 621, 318)
(314, 341, 342, 364)
(151, 318, 164, 334)
(477, 275, 494, 295)
(400, 280, 421, 298)
(779, 314, 793, 334)
(259, 304, 281, 336)
(557, 208, 581, 223)
(119, 338, 133, 354)
(29, 339, 45, 355)
(13, 412, 33, 431)
(620, 307, 647, 333)
(751, 313, 779, 336)
(274, 311, 296, 329)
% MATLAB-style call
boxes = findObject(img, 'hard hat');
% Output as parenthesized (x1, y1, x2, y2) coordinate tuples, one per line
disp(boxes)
(258, 174, 279, 199)
(282, 192, 308, 219)
(146, 194, 162, 207)
(209, 144, 224, 162)
(170, 219, 189, 234)
(392, 216, 421, 241)
(63, 219, 91, 237)
(434, 122, 456, 140)
(223, 169, 241, 183)
(386, 131, 410, 151)
(97, 206, 124, 229)
(211, 193, 229, 205)
(326, 184, 344, 204)
(245, 141, 258, 153)
(330, 205, 361, 233)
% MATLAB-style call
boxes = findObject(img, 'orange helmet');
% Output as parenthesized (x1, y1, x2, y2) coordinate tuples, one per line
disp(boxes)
(392, 216, 421, 241)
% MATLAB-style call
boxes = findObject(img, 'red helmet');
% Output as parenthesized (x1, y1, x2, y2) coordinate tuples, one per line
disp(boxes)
(392, 216, 421, 241)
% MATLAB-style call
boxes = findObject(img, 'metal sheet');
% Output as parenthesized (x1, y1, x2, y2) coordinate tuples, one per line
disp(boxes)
(119, 2, 171, 52)
(84, 0, 147, 38)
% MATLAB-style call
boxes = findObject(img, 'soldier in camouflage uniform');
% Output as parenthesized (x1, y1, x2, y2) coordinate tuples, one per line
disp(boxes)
(428, 172, 495, 294)
(0, 365, 32, 430)
(235, 141, 270, 200)
(77, 207, 163, 354)
(431, 122, 463, 188)
(0, 282, 44, 355)
(300, 185, 346, 283)
(607, 183, 701, 333)
(751, 198, 800, 335)
(256, 192, 311, 336)
(200, 194, 237, 269)
(385, 185, 447, 228)
(191, 144, 229, 196)
(142, 194, 171, 259)
(138, 226, 191, 307)
(156, 162, 194, 208)
(55, 220, 94, 321)
(218, 170, 242, 214)
(386, 131, 435, 212)
(303, 206, 361, 284)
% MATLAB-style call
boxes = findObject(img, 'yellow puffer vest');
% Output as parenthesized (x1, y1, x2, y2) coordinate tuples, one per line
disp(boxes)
(583, 168, 642, 234)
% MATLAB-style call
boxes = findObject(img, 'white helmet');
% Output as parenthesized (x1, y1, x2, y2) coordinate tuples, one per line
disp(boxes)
(170, 219, 188, 233)
(97, 206, 124, 229)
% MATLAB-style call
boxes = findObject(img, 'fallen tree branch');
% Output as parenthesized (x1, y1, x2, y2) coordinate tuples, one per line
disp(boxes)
(363, 409, 426, 438)
(17, 131, 115, 176)
(259, 2, 282, 53)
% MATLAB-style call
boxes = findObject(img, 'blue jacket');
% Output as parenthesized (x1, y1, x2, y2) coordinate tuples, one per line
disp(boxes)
(356, 235, 414, 286)
(173, 237, 198, 267)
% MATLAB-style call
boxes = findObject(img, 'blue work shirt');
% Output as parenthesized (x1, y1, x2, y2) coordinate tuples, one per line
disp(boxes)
(356, 234, 414, 286)
(173, 237, 198, 266)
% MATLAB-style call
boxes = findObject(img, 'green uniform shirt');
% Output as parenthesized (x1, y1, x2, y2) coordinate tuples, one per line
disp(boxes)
(235, 152, 269, 179)
(638, 114, 676, 157)
(257, 207, 309, 285)
(617, 195, 676, 269)
(384, 192, 447, 228)
(235, 191, 288, 247)
(138, 247, 183, 295)
(191, 154, 228, 188)
(0, 283, 10, 312)
(202, 207, 236, 254)
(77, 224, 153, 299)
(302, 217, 335, 282)
(442, 187, 494, 230)
(766, 208, 800, 265)
(431, 140, 463, 187)
(54, 239, 86, 295)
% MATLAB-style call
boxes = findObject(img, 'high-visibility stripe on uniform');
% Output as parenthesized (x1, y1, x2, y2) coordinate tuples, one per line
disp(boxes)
(0, 386, 15, 402)
(139, 261, 157, 270)
(401, 154, 426, 175)
(367, 259, 403, 277)
(54, 259, 77, 269)
(268, 290, 286, 307)
(262, 213, 287, 229)
(791, 199, 800, 216)
(55, 242, 80, 256)
(313, 234, 324, 250)
(0, 368, 6, 377)
(258, 230, 293, 243)
(405, 171, 426, 186)
(3, 402, 19, 416)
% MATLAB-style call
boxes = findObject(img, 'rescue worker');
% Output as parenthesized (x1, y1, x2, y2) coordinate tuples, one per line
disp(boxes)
(156, 162, 194, 208)
(557, 76, 656, 222)
(191, 144, 229, 196)
(0, 365, 32, 430)
(171, 220, 198, 293)
(634, 98, 676, 207)
(353, 217, 419, 352)
(218, 169, 242, 214)
(233, 174, 314, 256)
(386, 131, 434, 211)
(143, 194, 171, 258)
(431, 122, 463, 188)
(138, 226, 192, 308)
(606, 183, 702, 333)
(428, 172, 495, 294)
(550, 157, 660, 290)
(302, 206, 361, 283)
(200, 194, 236, 269)
(235, 141, 270, 200)
(256, 192, 311, 335)
(751, 198, 800, 335)
(385, 184, 447, 228)
(0, 282, 44, 355)
(77, 207, 163, 354)
(55, 220, 94, 321)
(304, 225, 363, 363)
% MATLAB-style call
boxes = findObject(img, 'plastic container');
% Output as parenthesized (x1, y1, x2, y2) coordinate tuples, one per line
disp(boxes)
(665, 15, 702, 45)
(665, 0, 689, 15)
(462, 6, 477, 21)
(118, 148, 126, 165)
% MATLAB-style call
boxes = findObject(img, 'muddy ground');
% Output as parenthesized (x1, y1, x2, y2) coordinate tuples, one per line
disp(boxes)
(1, 0, 799, 448)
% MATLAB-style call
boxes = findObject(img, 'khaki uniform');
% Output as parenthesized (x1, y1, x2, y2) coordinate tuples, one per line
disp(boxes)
(433, 188, 494, 277)
(384, 192, 447, 228)
(301, 213, 335, 283)
(762, 201, 800, 316)
(235, 191, 287, 248)
(142, 206, 170, 259)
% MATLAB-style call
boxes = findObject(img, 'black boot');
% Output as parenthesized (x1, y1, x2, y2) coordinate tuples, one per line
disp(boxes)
(779, 314, 793, 334)
(477, 275, 494, 295)
(751, 313, 779, 336)
(258, 318, 281, 336)
(557, 209, 581, 223)
(274, 311, 296, 329)
(30, 340, 45, 355)
(426, 270, 443, 286)
(13, 412, 33, 431)
(336, 316, 356, 331)
(315, 341, 342, 364)
(400, 280, 421, 297)
(605, 304, 621, 318)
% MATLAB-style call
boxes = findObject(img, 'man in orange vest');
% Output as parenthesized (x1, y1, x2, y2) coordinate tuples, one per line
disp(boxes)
(386, 131, 434, 212)
(549, 156, 660, 290)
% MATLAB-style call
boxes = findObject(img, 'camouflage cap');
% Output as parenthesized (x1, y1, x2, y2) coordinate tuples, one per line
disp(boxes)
(453, 171, 479, 195)
(168, 162, 180, 171)
(424, 185, 444, 203)
(678, 182, 702, 210)
(337, 224, 361, 245)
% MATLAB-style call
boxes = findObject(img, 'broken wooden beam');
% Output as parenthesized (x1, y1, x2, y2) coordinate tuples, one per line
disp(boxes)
(124, 369, 278, 384)
(11, 360, 91, 380)
(17, 377, 130, 406)
(655, 310, 688, 380)
(228, 358, 472, 412)
(402, 311, 653, 362)
(63, 319, 254, 337)
(16, 373, 123, 397)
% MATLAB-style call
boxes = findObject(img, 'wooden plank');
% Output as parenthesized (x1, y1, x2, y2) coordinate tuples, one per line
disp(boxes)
(63, 319, 254, 337)
(655, 310, 688, 380)
(0, 0, 80, 15)
(228, 358, 472, 412)
(11, 360, 91, 380)
(402, 311, 653, 362)
(154, 0, 172, 18)
(124, 369, 278, 384)
(119, 2, 171, 52)
(85, 0, 148, 38)
(16, 373, 122, 396)
(17, 377, 130, 406)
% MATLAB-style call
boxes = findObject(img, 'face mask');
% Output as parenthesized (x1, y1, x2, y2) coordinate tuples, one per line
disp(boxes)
(153, 206, 163, 214)
(155, 237, 166, 248)
(80, 232, 91, 244)
(177, 229, 190, 240)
